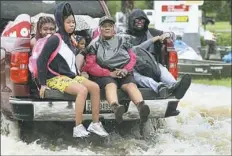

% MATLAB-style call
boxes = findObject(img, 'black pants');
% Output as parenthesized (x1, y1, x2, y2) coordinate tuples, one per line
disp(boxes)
(90, 74, 136, 89)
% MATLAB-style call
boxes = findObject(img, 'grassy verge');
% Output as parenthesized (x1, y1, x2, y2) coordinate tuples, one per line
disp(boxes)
(193, 78, 231, 87)
(206, 21, 231, 32)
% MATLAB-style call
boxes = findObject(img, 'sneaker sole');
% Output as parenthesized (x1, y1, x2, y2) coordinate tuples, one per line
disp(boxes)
(87, 127, 109, 137)
(73, 134, 90, 138)
(88, 131, 109, 137)
(139, 105, 150, 123)
(115, 105, 125, 124)
(175, 74, 191, 99)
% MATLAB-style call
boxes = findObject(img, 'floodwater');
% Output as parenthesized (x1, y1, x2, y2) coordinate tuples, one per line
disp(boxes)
(1, 83, 231, 155)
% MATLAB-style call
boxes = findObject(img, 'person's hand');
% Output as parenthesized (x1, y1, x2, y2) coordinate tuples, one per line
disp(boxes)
(39, 85, 50, 99)
(152, 36, 161, 43)
(81, 72, 89, 79)
(115, 68, 128, 77)
(71, 35, 78, 47)
(160, 33, 171, 41)
(110, 70, 122, 78)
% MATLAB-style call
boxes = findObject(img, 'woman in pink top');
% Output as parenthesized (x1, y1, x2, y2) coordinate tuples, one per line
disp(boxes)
(82, 16, 150, 124)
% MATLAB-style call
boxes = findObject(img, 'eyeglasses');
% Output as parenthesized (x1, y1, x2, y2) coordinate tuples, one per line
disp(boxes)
(135, 18, 145, 22)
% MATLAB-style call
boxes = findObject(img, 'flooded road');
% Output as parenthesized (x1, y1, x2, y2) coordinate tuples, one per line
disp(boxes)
(1, 83, 231, 155)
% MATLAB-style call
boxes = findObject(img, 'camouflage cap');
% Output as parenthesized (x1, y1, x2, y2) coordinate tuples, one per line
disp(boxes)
(99, 16, 115, 26)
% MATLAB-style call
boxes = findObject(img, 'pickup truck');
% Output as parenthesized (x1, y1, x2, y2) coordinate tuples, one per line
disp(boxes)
(1, 1, 180, 138)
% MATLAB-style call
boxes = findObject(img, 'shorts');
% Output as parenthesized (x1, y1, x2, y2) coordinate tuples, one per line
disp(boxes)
(46, 75, 86, 93)
(90, 74, 136, 89)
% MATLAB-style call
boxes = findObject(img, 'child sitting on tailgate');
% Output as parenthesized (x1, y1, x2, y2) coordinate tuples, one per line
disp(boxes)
(72, 35, 89, 79)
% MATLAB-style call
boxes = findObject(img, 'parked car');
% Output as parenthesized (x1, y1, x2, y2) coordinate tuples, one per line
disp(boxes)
(202, 16, 215, 25)
(0, 0, 180, 138)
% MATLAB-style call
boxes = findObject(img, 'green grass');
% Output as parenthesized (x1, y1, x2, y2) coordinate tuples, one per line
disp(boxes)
(206, 21, 231, 32)
(193, 78, 231, 87)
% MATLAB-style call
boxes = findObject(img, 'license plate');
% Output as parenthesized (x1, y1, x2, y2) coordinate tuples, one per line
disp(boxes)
(86, 100, 112, 113)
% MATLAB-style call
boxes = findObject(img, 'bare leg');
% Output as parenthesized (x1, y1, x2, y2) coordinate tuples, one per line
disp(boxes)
(105, 83, 118, 104)
(121, 83, 143, 105)
(64, 83, 88, 125)
(105, 83, 125, 123)
(121, 83, 150, 123)
(81, 79, 100, 122)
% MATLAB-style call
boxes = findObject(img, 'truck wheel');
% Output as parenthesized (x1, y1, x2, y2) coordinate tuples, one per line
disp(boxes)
(119, 100, 130, 113)
(18, 121, 35, 142)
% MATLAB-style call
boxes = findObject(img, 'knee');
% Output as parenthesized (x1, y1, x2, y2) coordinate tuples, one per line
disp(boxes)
(105, 83, 117, 90)
(90, 82, 100, 93)
(123, 82, 137, 90)
(78, 85, 88, 96)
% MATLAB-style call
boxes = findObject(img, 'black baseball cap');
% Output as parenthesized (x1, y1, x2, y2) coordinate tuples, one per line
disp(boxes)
(99, 16, 115, 26)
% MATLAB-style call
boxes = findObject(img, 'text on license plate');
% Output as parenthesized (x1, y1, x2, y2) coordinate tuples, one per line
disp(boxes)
(86, 100, 112, 112)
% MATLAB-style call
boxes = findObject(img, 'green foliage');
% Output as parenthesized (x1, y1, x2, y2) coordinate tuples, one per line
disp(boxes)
(201, 32, 231, 47)
(193, 78, 231, 87)
(215, 1, 231, 21)
(200, 1, 231, 22)
(200, 1, 222, 13)
(134, 1, 149, 10)
(106, 1, 121, 17)
(201, 22, 231, 46)
(200, 36, 207, 46)
(206, 21, 231, 31)
(216, 33, 231, 46)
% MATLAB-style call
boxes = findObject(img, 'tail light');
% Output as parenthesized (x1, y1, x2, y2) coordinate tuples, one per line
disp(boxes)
(169, 51, 178, 80)
(10, 51, 29, 84)
(166, 39, 178, 80)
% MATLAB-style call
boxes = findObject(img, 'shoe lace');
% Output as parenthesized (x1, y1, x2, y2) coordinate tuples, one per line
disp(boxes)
(95, 122, 107, 132)
(78, 124, 88, 133)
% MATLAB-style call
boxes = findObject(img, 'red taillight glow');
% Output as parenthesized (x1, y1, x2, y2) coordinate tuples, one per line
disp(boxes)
(169, 51, 178, 80)
(10, 52, 29, 84)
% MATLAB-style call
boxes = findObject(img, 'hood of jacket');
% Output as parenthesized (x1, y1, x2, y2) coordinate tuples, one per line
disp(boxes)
(54, 2, 76, 51)
(127, 9, 150, 37)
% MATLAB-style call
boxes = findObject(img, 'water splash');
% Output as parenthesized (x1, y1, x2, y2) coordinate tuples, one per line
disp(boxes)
(1, 84, 231, 155)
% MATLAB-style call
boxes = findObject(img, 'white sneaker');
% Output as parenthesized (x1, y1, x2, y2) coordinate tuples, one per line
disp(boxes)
(87, 122, 109, 137)
(73, 124, 90, 138)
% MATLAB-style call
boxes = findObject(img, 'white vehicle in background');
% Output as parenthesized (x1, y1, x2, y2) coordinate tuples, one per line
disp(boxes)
(143, 9, 155, 28)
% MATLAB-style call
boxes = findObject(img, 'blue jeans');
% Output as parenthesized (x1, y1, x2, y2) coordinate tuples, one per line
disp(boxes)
(134, 64, 176, 93)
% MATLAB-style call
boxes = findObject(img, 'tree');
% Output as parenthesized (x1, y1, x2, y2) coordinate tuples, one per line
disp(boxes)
(199, 1, 222, 14)
(106, 1, 121, 17)
(121, 0, 134, 13)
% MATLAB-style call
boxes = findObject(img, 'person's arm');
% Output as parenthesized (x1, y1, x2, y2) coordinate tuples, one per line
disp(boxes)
(30, 37, 36, 49)
(137, 39, 153, 49)
(37, 35, 59, 85)
(161, 31, 176, 41)
(82, 54, 111, 77)
(76, 54, 85, 70)
(122, 49, 136, 72)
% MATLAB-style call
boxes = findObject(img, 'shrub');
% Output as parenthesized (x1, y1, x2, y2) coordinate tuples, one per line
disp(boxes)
(216, 33, 231, 46)
(201, 33, 231, 46)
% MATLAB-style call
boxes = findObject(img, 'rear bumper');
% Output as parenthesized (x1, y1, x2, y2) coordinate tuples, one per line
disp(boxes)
(10, 98, 180, 121)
